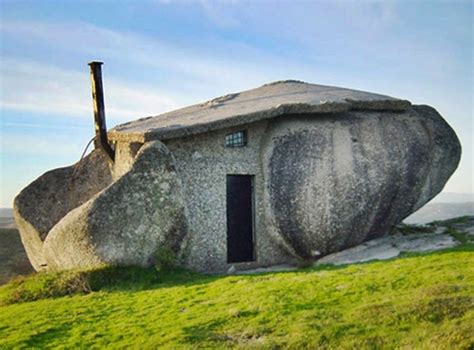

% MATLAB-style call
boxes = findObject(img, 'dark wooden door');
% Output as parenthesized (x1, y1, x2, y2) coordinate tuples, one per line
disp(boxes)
(226, 175, 254, 263)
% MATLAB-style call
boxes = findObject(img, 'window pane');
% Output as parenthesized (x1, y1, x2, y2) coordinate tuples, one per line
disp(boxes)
(225, 131, 247, 147)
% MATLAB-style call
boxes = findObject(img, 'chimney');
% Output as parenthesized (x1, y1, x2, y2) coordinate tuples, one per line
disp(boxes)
(88, 61, 115, 162)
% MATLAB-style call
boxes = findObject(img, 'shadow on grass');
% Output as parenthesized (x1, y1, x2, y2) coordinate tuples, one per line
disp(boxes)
(1, 240, 472, 306)
(0, 266, 222, 306)
(181, 317, 231, 345)
(23, 325, 73, 349)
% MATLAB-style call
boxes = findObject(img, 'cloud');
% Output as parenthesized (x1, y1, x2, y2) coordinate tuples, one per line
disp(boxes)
(0, 58, 180, 124)
(0, 19, 341, 125)
(0, 19, 306, 124)
(1, 133, 84, 157)
(1, 121, 88, 131)
(199, 0, 242, 28)
(0, 20, 271, 91)
(189, 1, 462, 81)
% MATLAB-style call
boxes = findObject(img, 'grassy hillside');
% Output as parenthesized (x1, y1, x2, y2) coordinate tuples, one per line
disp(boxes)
(0, 226, 473, 348)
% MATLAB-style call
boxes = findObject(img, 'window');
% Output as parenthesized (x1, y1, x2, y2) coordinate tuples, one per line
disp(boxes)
(225, 130, 247, 147)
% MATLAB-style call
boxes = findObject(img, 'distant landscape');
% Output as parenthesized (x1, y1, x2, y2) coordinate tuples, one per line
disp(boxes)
(0, 209, 34, 284)
(404, 192, 474, 224)
(0, 208, 15, 229)
(405, 202, 474, 224)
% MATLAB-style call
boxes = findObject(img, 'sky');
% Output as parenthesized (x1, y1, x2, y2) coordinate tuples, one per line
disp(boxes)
(0, 0, 472, 207)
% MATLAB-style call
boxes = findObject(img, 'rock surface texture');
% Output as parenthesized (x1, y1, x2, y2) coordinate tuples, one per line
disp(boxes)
(14, 81, 461, 272)
(238, 217, 472, 273)
(15, 142, 187, 271)
(13, 149, 113, 270)
(261, 106, 461, 260)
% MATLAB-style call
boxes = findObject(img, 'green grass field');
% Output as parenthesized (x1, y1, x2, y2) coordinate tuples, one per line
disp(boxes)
(0, 227, 473, 349)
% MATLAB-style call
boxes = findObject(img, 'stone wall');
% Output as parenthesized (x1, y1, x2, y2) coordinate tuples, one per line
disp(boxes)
(164, 120, 295, 272)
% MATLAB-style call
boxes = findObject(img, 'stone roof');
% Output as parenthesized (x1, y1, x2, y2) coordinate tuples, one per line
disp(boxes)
(108, 80, 411, 143)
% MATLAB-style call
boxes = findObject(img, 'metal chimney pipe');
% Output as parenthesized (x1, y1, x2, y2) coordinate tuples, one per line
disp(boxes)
(88, 61, 115, 161)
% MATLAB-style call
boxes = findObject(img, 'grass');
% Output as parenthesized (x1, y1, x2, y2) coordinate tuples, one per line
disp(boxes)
(0, 222, 473, 349)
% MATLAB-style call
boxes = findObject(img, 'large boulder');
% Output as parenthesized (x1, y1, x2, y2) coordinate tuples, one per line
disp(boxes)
(13, 149, 113, 270)
(43, 141, 188, 270)
(14, 141, 187, 271)
(261, 105, 461, 260)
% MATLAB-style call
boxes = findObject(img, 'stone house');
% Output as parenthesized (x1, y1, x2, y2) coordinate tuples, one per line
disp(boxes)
(14, 79, 461, 273)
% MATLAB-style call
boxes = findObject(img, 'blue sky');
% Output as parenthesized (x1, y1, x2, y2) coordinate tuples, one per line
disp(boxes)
(0, 0, 472, 207)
